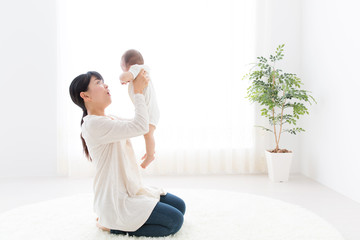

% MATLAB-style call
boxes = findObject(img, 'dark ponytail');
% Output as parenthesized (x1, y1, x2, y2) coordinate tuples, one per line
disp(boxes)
(80, 108, 90, 161)
(69, 71, 104, 162)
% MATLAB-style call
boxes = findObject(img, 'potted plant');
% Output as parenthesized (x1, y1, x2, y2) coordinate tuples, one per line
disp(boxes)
(242, 44, 317, 182)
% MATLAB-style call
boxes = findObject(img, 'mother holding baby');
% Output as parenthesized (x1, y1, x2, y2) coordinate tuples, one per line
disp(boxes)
(69, 66, 185, 237)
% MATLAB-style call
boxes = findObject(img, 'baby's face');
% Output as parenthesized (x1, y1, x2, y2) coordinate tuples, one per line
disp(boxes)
(120, 59, 129, 72)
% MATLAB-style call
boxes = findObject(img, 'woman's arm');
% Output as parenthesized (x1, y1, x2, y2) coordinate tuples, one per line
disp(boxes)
(84, 69, 150, 144)
(85, 94, 149, 144)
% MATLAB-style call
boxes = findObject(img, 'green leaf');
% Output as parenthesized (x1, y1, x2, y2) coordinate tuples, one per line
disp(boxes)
(241, 43, 317, 146)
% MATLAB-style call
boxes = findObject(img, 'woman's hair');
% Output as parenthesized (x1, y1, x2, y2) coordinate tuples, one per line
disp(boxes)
(69, 71, 103, 162)
(122, 49, 144, 68)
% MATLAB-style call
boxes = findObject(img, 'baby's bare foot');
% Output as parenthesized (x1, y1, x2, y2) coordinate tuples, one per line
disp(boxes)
(141, 154, 155, 169)
(96, 217, 110, 232)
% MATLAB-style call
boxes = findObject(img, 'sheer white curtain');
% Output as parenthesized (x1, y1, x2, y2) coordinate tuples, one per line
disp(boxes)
(57, 0, 268, 177)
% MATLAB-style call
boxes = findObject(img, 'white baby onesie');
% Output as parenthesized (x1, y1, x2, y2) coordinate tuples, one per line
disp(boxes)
(128, 64, 160, 127)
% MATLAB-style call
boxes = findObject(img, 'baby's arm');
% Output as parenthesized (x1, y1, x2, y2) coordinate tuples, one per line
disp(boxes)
(120, 72, 134, 85)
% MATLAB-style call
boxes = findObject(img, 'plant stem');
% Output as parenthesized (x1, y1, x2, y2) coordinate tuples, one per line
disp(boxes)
(278, 91, 286, 146)
(272, 108, 278, 150)
(272, 68, 279, 151)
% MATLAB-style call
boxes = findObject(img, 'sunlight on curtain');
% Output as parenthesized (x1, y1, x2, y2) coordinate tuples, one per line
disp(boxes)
(57, 0, 268, 176)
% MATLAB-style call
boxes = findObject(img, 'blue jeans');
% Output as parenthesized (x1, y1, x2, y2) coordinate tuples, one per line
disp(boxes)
(110, 193, 186, 237)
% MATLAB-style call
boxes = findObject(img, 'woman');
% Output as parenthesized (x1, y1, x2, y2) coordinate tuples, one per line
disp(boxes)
(69, 69, 185, 237)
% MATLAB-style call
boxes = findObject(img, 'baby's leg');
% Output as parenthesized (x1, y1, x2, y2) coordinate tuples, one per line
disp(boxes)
(141, 124, 156, 169)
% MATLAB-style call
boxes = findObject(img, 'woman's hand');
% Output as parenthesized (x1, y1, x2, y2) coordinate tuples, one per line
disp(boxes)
(133, 69, 149, 94)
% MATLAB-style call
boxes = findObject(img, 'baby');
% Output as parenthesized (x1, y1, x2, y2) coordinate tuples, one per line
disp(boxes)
(120, 49, 160, 169)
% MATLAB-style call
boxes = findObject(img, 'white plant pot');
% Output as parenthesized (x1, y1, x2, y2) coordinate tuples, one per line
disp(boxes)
(265, 150, 293, 182)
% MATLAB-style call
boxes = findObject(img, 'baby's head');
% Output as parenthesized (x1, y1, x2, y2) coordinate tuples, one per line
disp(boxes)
(121, 49, 144, 72)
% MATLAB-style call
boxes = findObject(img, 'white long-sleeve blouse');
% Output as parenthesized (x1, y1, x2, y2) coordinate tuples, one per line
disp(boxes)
(81, 93, 166, 231)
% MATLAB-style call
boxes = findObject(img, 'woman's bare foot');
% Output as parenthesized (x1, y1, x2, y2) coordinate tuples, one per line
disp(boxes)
(96, 217, 110, 232)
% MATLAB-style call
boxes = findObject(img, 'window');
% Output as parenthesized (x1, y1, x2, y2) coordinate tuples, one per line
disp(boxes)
(57, 0, 263, 176)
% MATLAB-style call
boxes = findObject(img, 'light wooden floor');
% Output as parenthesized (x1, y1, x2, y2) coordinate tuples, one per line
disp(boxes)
(0, 174, 359, 240)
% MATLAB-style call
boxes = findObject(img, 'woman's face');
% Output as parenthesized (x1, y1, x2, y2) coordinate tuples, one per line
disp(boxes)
(81, 75, 111, 109)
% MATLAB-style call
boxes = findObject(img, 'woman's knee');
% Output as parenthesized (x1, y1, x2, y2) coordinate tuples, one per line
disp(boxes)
(178, 197, 186, 215)
(174, 197, 186, 215)
(161, 193, 186, 215)
(169, 210, 184, 235)
(147, 201, 184, 236)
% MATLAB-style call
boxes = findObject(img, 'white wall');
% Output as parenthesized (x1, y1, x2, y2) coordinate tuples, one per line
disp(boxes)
(299, 0, 360, 203)
(260, 0, 360, 203)
(0, 0, 58, 177)
(2, 1, 359, 204)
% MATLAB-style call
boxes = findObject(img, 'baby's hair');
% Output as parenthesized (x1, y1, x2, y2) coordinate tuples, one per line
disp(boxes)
(122, 49, 144, 68)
